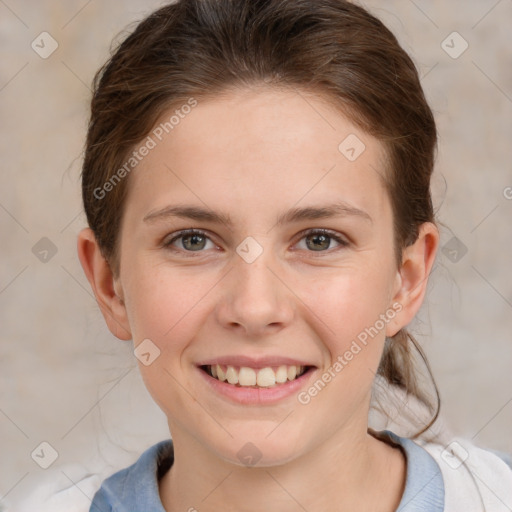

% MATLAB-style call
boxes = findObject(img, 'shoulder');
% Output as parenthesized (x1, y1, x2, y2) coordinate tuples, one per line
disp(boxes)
(376, 429, 512, 512)
(91, 439, 173, 511)
(371, 382, 512, 510)
(420, 436, 512, 511)
(10, 441, 173, 512)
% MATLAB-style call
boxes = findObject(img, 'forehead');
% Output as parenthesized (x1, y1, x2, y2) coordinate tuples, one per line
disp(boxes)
(125, 86, 391, 223)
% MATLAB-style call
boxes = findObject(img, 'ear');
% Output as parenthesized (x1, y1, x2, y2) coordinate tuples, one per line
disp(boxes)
(386, 222, 439, 337)
(77, 227, 132, 341)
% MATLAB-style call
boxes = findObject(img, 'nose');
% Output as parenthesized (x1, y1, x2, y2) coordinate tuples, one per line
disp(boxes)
(215, 252, 295, 338)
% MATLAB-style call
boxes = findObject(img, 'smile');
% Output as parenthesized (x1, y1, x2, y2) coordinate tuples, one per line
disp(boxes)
(201, 364, 309, 388)
(196, 356, 317, 405)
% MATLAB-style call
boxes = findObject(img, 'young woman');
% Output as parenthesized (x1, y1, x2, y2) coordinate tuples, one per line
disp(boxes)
(29, 0, 512, 510)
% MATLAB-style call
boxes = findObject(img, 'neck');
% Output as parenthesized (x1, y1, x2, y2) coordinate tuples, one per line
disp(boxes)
(159, 424, 405, 512)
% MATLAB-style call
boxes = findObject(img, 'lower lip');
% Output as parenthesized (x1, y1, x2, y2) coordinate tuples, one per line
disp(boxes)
(197, 366, 316, 405)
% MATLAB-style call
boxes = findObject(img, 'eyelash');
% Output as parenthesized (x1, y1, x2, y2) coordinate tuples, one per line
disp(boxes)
(162, 228, 349, 256)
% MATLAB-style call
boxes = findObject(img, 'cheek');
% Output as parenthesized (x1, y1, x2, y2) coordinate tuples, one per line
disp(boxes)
(298, 265, 395, 353)
(122, 265, 214, 413)
(122, 262, 217, 346)
(295, 269, 396, 415)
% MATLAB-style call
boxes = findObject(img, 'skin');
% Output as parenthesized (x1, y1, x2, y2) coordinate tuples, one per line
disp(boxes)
(78, 86, 439, 511)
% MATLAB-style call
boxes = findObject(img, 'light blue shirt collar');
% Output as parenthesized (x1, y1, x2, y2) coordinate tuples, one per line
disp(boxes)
(90, 430, 444, 511)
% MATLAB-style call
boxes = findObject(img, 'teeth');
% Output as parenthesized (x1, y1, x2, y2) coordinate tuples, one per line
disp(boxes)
(217, 365, 227, 382)
(287, 366, 297, 381)
(256, 367, 275, 387)
(275, 365, 288, 383)
(208, 364, 307, 388)
(239, 367, 256, 386)
(226, 365, 238, 385)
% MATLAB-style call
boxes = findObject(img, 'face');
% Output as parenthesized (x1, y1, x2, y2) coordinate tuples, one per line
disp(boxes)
(113, 86, 405, 466)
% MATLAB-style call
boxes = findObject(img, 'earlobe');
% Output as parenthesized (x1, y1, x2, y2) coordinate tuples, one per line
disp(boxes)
(385, 222, 439, 337)
(77, 228, 132, 341)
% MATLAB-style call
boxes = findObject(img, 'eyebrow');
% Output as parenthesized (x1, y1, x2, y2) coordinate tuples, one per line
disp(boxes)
(142, 202, 372, 226)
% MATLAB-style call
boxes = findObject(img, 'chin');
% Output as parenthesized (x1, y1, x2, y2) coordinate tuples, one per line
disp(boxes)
(209, 428, 306, 469)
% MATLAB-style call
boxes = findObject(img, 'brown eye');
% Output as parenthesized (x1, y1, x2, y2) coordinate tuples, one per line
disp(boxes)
(181, 233, 207, 251)
(305, 233, 331, 251)
(165, 230, 215, 252)
(295, 229, 348, 252)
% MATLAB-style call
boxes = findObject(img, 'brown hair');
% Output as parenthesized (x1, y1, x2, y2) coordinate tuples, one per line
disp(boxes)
(81, 0, 440, 437)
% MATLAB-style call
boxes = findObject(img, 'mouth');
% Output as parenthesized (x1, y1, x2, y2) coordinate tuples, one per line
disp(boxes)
(199, 364, 314, 388)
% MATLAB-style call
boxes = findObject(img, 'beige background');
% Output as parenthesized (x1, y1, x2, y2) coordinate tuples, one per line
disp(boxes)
(1, 0, 511, 506)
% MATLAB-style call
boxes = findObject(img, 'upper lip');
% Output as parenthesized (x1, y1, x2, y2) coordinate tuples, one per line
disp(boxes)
(196, 355, 316, 369)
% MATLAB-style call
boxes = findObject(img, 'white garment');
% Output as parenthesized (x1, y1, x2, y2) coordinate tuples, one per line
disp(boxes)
(8, 464, 102, 512)
(423, 438, 512, 512)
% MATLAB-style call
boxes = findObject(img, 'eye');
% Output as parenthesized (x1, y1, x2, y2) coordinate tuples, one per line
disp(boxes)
(163, 228, 348, 255)
(164, 229, 216, 252)
(295, 229, 348, 252)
